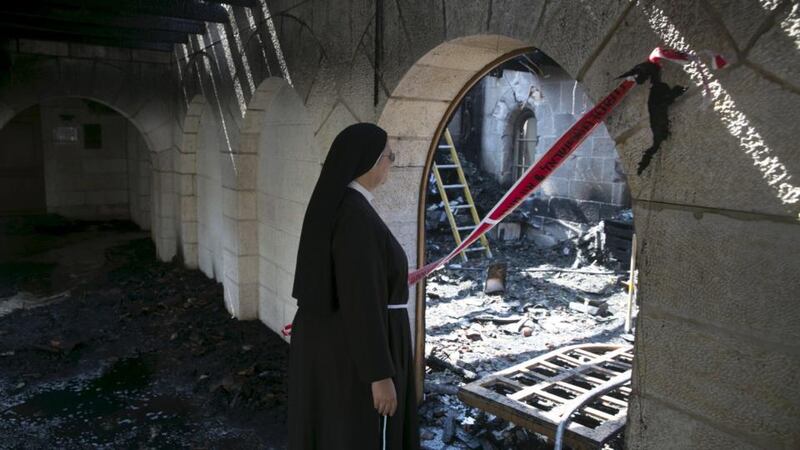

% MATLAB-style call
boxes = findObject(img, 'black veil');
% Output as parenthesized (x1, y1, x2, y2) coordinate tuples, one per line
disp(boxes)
(291, 122, 388, 314)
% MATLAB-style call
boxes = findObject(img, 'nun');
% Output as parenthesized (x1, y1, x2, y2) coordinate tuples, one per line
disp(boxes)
(288, 123, 421, 450)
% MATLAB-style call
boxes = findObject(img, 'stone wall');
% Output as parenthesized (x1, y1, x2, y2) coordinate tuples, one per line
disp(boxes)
(39, 98, 130, 219)
(174, 1, 798, 446)
(0, 97, 152, 223)
(472, 64, 629, 230)
(0, 37, 177, 259)
(125, 122, 151, 230)
(532, 68, 630, 224)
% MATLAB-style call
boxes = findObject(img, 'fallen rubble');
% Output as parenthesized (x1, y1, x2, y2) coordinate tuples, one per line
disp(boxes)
(419, 230, 634, 449)
(2, 213, 636, 449)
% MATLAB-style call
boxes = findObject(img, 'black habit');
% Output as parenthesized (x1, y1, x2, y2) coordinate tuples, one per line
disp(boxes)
(288, 123, 420, 450)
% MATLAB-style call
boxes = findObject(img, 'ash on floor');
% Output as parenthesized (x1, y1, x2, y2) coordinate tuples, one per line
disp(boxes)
(419, 231, 635, 450)
(0, 215, 288, 449)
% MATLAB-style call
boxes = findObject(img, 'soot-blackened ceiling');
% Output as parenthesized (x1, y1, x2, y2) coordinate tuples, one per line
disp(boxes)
(0, 0, 260, 52)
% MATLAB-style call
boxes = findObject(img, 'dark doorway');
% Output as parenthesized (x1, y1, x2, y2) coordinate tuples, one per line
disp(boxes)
(0, 106, 46, 215)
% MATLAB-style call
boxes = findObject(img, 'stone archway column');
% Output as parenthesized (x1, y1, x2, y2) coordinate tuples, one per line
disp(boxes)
(378, 35, 533, 402)
(219, 111, 260, 320)
(177, 98, 205, 268)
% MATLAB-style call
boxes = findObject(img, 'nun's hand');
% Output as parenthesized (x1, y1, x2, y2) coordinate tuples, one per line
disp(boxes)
(371, 378, 397, 416)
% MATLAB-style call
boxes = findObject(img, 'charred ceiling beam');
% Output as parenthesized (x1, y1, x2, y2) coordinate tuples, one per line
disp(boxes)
(0, 5, 207, 35)
(0, 0, 267, 53)
(0, 16, 190, 44)
(0, 28, 175, 53)
(26, 0, 229, 23)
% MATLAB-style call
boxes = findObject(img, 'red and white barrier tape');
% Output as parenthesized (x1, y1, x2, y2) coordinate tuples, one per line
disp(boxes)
(407, 46, 728, 285)
(648, 47, 728, 70)
(281, 47, 726, 337)
(407, 77, 637, 285)
(648, 46, 728, 105)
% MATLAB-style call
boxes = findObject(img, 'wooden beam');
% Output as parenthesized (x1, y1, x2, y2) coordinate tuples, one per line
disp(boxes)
(1, 30, 175, 53)
(0, 5, 207, 35)
(30, 0, 229, 23)
(0, 16, 190, 44)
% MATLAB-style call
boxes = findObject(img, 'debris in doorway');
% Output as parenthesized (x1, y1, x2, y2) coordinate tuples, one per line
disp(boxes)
(569, 298, 609, 316)
(493, 222, 522, 241)
(567, 212, 634, 271)
(483, 263, 507, 295)
(426, 196, 467, 231)
(421, 231, 634, 449)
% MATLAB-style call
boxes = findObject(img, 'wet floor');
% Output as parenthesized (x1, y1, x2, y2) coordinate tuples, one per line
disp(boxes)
(1, 356, 204, 448)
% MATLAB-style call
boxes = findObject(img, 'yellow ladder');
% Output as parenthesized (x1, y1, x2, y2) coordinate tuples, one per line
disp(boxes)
(431, 129, 492, 262)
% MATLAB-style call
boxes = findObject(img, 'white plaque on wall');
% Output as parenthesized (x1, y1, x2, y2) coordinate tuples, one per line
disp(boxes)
(53, 126, 78, 143)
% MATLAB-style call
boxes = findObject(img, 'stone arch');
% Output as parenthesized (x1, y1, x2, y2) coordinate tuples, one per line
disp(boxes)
(380, 32, 647, 402)
(178, 96, 206, 269)
(0, 96, 154, 227)
(381, 27, 800, 450)
(159, 1, 797, 445)
(0, 56, 177, 260)
(241, 77, 320, 337)
(477, 67, 540, 186)
(378, 35, 535, 401)
(195, 101, 226, 283)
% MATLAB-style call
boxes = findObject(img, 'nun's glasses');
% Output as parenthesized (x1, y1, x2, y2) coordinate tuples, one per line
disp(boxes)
(380, 151, 396, 163)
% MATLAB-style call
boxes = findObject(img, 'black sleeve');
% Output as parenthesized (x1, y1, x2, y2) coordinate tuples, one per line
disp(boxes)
(332, 203, 396, 384)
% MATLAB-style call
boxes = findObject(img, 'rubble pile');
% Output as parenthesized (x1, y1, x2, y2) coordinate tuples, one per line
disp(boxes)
(568, 221, 612, 269)
(426, 146, 635, 274)
(569, 209, 634, 270)
(419, 231, 633, 449)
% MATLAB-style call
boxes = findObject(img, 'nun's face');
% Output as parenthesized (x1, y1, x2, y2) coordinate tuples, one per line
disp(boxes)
(356, 142, 394, 190)
(375, 142, 394, 186)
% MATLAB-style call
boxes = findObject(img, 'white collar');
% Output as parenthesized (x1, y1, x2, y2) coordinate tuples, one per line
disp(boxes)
(347, 180, 374, 204)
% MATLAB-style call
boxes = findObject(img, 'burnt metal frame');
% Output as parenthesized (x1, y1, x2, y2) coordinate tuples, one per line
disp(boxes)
(458, 343, 633, 450)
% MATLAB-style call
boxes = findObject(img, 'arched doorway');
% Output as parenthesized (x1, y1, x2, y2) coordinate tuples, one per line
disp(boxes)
(244, 77, 320, 338)
(0, 105, 45, 215)
(0, 98, 152, 226)
(379, 36, 539, 402)
(195, 102, 226, 282)
(380, 37, 635, 441)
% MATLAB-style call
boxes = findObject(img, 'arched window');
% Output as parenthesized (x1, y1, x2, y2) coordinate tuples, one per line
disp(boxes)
(512, 108, 537, 180)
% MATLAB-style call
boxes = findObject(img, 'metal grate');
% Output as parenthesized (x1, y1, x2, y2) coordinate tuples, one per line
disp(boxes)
(458, 343, 633, 449)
